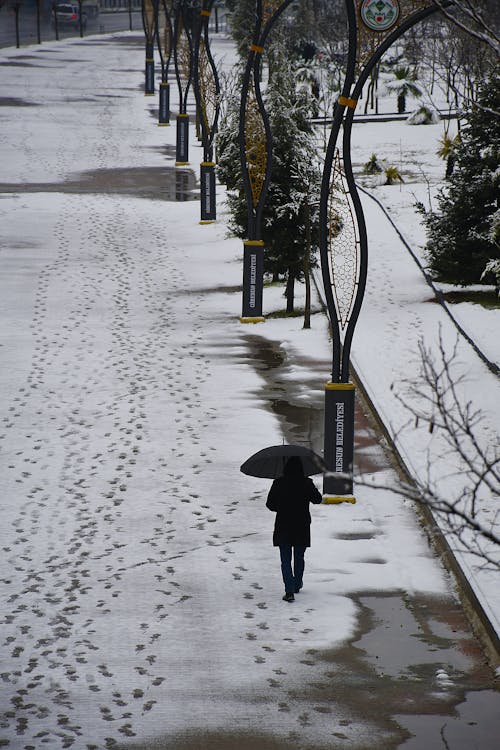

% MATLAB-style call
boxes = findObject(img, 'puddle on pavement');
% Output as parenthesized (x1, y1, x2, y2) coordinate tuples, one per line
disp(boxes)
(314, 592, 500, 749)
(144, 143, 178, 160)
(0, 97, 39, 107)
(0, 166, 198, 201)
(122, 733, 307, 750)
(0, 60, 40, 67)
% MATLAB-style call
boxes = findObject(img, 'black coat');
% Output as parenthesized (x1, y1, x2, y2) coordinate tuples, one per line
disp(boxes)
(266, 474, 322, 547)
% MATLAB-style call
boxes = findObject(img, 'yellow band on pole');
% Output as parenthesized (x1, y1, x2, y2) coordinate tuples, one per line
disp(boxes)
(323, 495, 356, 505)
(338, 95, 358, 108)
(244, 239, 265, 246)
(250, 44, 264, 54)
(240, 316, 266, 324)
(201, 9, 211, 16)
(325, 382, 355, 391)
(201, 161, 215, 167)
(177, 113, 189, 118)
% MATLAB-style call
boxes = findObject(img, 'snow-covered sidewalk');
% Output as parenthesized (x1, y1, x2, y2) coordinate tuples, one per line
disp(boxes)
(0, 31, 499, 750)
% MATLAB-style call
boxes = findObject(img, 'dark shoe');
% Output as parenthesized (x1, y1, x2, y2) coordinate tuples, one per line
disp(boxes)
(283, 592, 295, 602)
(294, 586, 302, 593)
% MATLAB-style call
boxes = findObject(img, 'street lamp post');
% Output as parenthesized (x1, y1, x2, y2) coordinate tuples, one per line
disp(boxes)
(193, 0, 221, 223)
(173, 0, 194, 166)
(142, 0, 156, 96)
(320, 0, 447, 503)
(238, 1, 297, 324)
(155, 0, 174, 125)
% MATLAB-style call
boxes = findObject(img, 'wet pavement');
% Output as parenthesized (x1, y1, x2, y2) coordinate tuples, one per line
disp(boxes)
(205, 330, 500, 750)
(0, 166, 197, 202)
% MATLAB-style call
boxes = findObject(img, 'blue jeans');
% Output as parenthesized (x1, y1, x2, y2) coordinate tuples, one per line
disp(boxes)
(279, 544, 307, 593)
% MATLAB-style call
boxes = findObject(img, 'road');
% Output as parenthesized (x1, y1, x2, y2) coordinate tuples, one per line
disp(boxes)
(0, 9, 142, 48)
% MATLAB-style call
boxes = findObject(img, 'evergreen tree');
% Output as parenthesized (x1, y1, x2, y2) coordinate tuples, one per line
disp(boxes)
(422, 73, 500, 286)
(225, 0, 257, 60)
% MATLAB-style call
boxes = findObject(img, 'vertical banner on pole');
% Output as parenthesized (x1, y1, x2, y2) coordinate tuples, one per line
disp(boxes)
(159, 81, 170, 124)
(145, 55, 155, 95)
(200, 161, 216, 223)
(323, 383, 355, 503)
(240, 241, 265, 323)
(176, 114, 189, 165)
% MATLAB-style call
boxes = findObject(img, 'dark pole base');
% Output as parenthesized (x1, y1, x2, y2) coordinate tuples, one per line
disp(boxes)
(240, 240, 265, 323)
(200, 162, 216, 223)
(175, 114, 189, 165)
(158, 82, 170, 125)
(323, 383, 356, 503)
(145, 58, 155, 95)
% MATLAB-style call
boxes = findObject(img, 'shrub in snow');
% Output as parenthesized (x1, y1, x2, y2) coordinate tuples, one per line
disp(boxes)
(480, 259, 500, 296)
(363, 153, 383, 174)
(436, 132, 460, 178)
(384, 166, 404, 185)
(407, 105, 439, 125)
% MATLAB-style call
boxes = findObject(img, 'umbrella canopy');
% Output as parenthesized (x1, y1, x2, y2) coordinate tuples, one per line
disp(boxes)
(240, 444, 326, 479)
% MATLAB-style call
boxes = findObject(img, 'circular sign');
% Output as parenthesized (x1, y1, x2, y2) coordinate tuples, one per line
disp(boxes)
(360, 0, 400, 32)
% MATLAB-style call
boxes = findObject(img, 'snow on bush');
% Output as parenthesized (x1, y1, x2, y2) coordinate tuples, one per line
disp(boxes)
(406, 105, 439, 125)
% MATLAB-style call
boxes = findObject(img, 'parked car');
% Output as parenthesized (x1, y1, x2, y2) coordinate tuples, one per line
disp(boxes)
(52, 4, 87, 30)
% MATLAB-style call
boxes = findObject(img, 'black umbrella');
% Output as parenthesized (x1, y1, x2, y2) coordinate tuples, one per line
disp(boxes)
(240, 444, 326, 479)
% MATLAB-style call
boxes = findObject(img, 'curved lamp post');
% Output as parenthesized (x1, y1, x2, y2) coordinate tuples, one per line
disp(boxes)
(320, 0, 447, 502)
(238, 0, 297, 323)
(155, 0, 174, 125)
(173, 0, 194, 166)
(193, 0, 221, 223)
(142, 0, 156, 96)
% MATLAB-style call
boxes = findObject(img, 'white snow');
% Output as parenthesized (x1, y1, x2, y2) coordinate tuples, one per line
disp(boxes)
(0, 30, 498, 750)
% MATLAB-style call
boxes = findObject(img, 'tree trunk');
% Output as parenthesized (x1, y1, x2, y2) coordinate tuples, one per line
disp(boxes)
(446, 154, 455, 179)
(285, 269, 295, 314)
(303, 199, 312, 330)
(397, 91, 406, 114)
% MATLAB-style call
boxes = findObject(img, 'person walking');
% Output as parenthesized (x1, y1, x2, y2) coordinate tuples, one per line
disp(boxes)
(266, 456, 322, 602)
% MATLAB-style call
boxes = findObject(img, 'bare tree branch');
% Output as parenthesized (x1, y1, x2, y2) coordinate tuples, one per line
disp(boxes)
(356, 330, 500, 570)
(433, 0, 500, 58)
